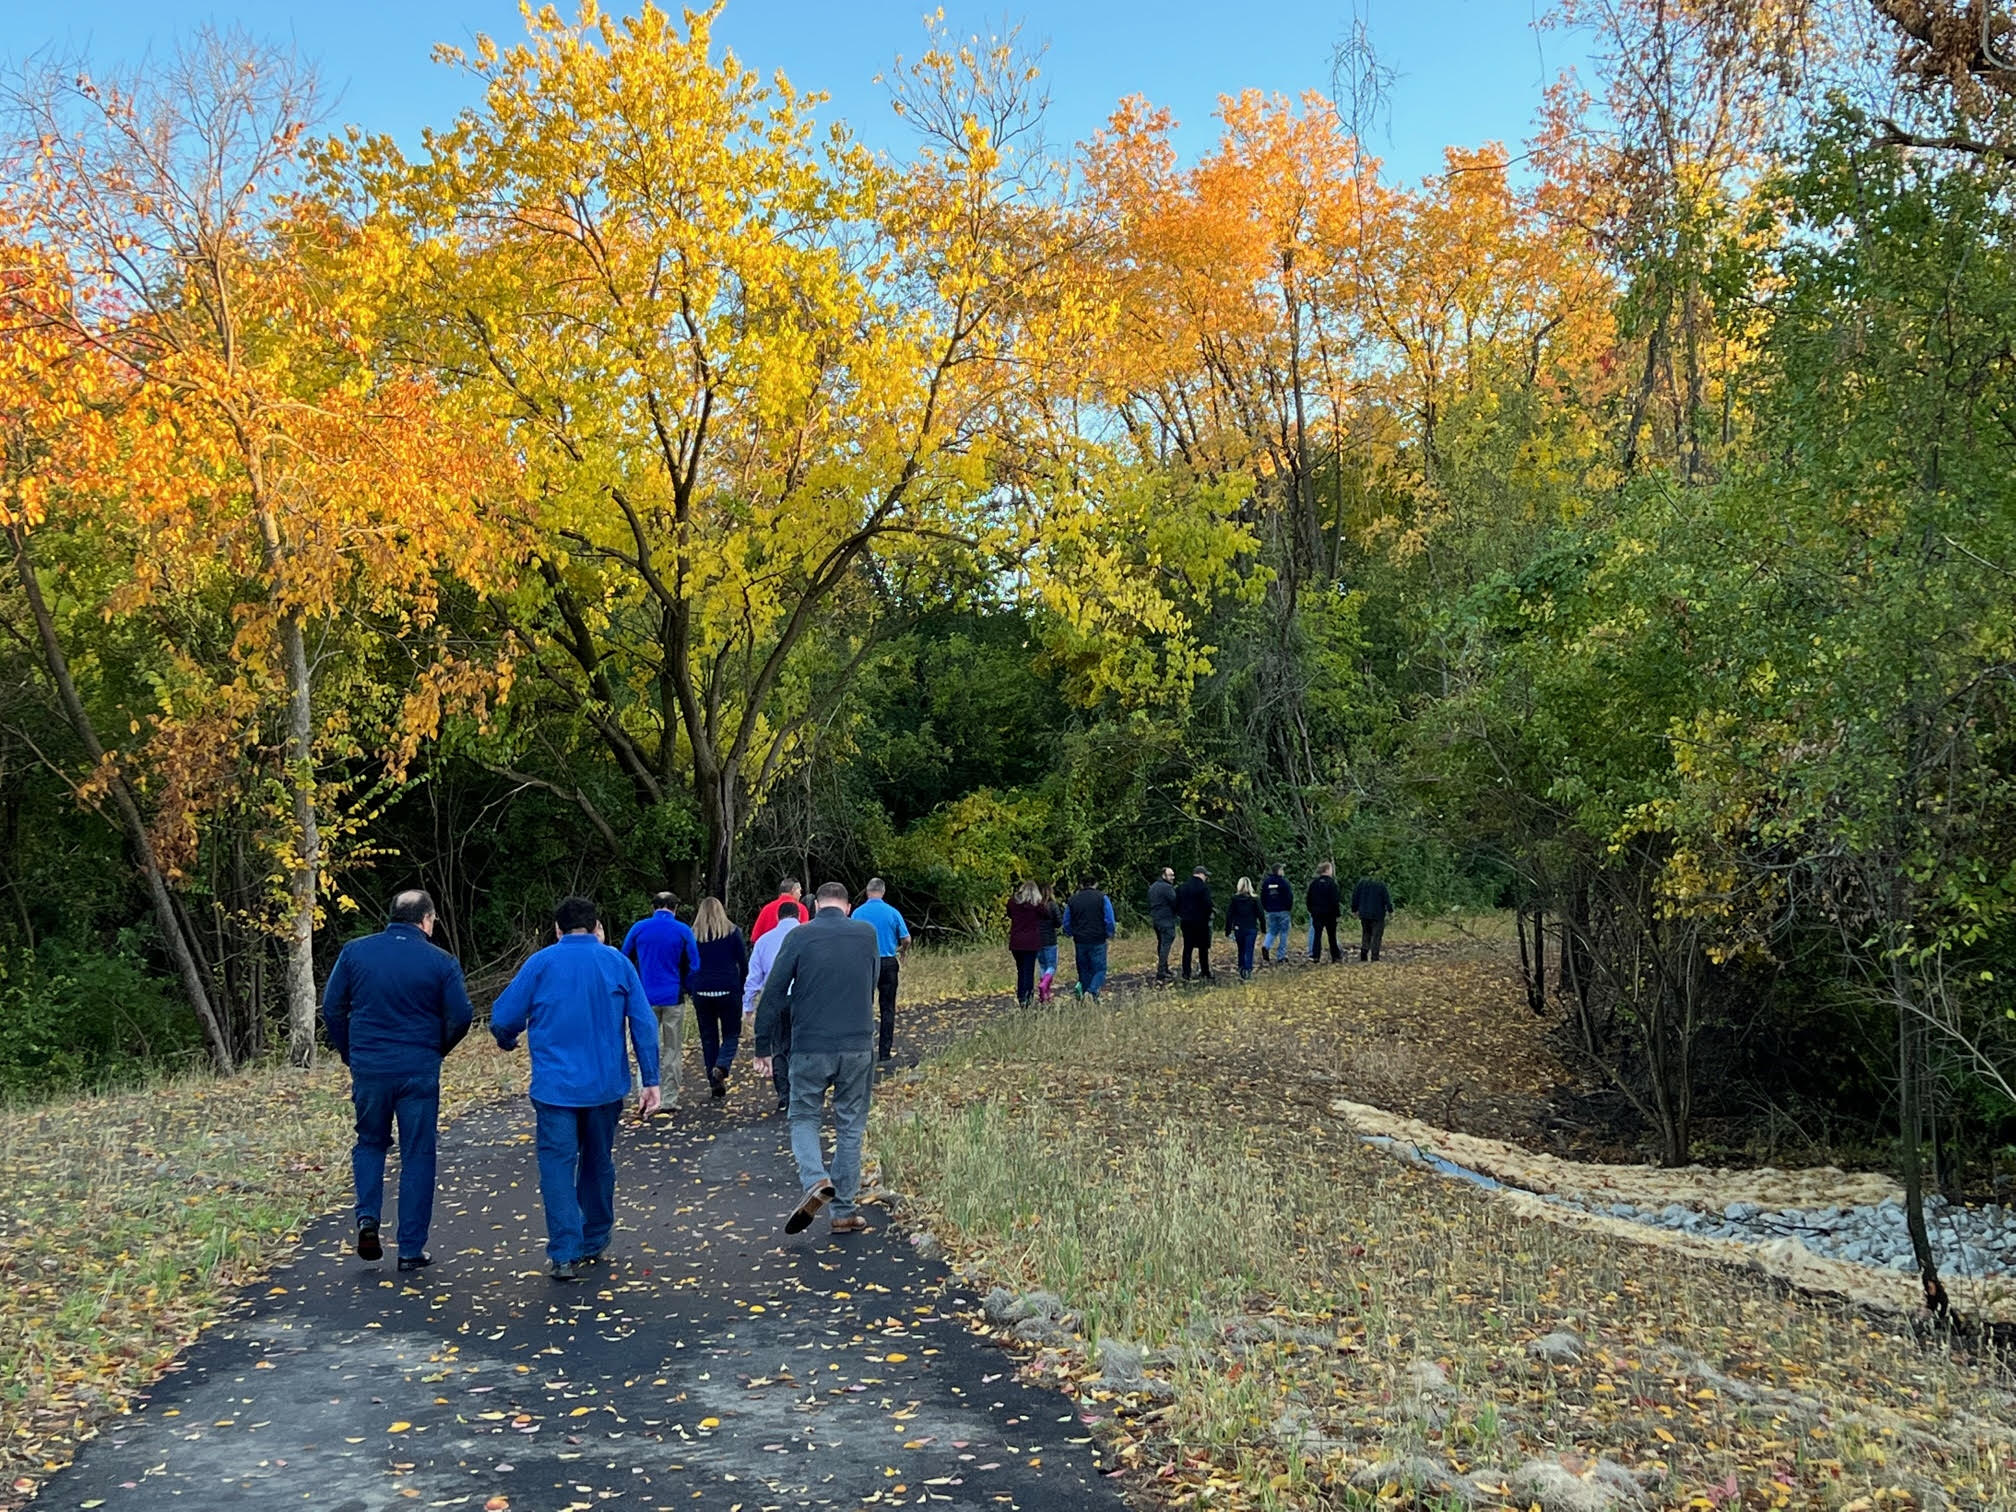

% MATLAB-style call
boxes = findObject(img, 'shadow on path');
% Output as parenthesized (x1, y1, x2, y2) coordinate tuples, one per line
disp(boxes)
(50, 999, 1128, 1511)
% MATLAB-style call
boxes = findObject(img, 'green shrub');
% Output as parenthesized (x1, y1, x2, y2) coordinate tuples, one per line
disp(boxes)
(0, 939, 199, 1098)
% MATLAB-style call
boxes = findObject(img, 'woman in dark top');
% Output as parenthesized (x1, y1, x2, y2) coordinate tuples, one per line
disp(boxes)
(1225, 877, 1264, 981)
(1037, 881, 1063, 1003)
(1007, 881, 1048, 1007)
(689, 896, 749, 1097)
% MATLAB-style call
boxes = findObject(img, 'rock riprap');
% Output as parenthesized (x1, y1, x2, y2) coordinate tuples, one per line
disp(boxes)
(1553, 1191, 2014, 1276)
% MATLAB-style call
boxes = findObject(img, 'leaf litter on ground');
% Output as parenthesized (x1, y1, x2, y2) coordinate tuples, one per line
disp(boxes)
(873, 930, 2016, 1511)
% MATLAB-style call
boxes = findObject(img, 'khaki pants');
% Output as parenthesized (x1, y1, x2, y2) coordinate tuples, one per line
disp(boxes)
(632, 1001, 687, 1107)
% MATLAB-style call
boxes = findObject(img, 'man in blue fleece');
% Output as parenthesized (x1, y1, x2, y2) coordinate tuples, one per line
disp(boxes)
(491, 895, 662, 1281)
(322, 889, 474, 1271)
(620, 891, 701, 1109)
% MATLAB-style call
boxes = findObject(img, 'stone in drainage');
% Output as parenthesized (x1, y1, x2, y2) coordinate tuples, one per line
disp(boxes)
(1350, 1456, 1481, 1505)
(1509, 1458, 1649, 1511)
(1526, 1328, 1584, 1365)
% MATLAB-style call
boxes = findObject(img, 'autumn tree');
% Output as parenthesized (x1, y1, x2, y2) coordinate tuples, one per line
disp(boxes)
(336, 3, 1101, 897)
(2, 33, 512, 1064)
(1544, 0, 1810, 477)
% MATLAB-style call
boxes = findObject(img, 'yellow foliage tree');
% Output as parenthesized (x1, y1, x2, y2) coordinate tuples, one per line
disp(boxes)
(340, 3, 1089, 894)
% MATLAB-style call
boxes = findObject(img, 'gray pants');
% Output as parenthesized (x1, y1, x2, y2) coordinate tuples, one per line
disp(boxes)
(788, 1050, 874, 1218)
(1154, 922, 1177, 978)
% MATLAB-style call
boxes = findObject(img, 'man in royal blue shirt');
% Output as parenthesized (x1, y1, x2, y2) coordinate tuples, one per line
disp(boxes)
(851, 878, 911, 1065)
(492, 895, 663, 1281)
(321, 889, 474, 1271)
(620, 892, 700, 1110)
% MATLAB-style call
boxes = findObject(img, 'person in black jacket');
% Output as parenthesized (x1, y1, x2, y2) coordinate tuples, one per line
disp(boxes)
(1175, 866, 1215, 982)
(688, 897, 748, 1097)
(1259, 864, 1294, 963)
(1351, 874, 1395, 962)
(1061, 878, 1116, 1000)
(1225, 877, 1263, 979)
(1306, 861, 1343, 963)
(1146, 867, 1179, 980)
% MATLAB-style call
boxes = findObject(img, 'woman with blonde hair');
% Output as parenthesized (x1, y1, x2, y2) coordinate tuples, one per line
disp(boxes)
(1006, 880, 1047, 1007)
(1225, 876, 1263, 981)
(688, 896, 748, 1098)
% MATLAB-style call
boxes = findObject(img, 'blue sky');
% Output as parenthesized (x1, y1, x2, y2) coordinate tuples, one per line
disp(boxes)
(0, 1, 1583, 186)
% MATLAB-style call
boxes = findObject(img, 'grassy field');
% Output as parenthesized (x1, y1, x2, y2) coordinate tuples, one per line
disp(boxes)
(0, 1042, 524, 1502)
(874, 932, 2016, 1512)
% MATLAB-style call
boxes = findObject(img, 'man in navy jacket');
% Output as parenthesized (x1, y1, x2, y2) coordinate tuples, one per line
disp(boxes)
(322, 889, 474, 1271)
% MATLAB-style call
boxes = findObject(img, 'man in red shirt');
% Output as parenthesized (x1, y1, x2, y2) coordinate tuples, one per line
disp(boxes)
(750, 877, 804, 943)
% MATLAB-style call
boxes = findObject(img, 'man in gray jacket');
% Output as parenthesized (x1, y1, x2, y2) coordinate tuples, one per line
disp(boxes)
(1147, 867, 1179, 980)
(752, 882, 880, 1235)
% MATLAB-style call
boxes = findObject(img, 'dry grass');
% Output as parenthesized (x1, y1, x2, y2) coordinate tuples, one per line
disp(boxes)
(874, 942, 2016, 1511)
(0, 1042, 522, 1502)
(899, 929, 1164, 1004)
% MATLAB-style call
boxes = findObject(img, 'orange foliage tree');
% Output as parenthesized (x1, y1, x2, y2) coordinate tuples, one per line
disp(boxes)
(1, 34, 516, 1065)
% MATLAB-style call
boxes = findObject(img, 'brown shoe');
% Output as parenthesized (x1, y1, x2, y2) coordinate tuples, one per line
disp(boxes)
(829, 1214, 871, 1235)
(785, 1181, 837, 1235)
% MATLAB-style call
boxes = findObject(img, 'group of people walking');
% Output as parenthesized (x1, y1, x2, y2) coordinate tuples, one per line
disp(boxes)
(1002, 861, 1395, 1002)
(321, 877, 911, 1281)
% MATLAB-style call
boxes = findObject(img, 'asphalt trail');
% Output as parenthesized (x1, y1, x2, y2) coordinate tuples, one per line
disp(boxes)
(50, 1002, 1129, 1512)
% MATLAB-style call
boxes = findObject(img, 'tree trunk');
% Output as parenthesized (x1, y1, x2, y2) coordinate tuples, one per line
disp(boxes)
(1893, 949, 1951, 1315)
(1517, 903, 1548, 1015)
(699, 765, 738, 902)
(250, 476, 321, 1070)
(277, 605, 320, 1068)
(8, 523, 235, 1070)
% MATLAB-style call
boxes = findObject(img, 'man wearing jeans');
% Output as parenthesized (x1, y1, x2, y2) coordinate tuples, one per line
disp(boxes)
(1062, 877, 1116, 1001)
(1260, 864, 1294, 964)
(491, 895, 662, 1281)
(752, 882, 879, 1236)
(322, 889, 473, 1272)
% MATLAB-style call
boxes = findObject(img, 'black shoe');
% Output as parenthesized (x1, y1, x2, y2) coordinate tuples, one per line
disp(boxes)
(775, 1098, 790, 1115)
(397, 1253, 432, 1272)
(785, 1181, 838, 1235)
(708, 1068, 726, 1099)
(550, 1261, 580, 1282)
(356, 1222, 382, 1262)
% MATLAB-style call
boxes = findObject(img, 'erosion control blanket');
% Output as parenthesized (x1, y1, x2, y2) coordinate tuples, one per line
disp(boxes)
(1333, 1100, 2016, 1324)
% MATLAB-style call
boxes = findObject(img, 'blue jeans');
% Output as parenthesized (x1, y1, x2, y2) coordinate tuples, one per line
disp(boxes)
(1264, 911, 1291, 958)
(351, 1070, 440, 1259)
(1073, 939, 1109, 998)
(1035, 944, 1057, 977)
(788, 1050, 875, 1218)
(533, 1099, 622, 1264)
(1233, 927, 1258, 977)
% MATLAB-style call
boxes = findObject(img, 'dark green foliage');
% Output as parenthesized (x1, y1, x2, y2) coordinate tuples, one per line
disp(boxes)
(0, 938, 199, 1096)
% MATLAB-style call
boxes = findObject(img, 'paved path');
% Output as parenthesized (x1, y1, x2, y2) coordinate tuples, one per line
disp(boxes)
(50, 1024, 1129, 1512)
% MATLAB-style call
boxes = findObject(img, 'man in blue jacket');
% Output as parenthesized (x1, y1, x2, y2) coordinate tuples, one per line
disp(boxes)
(621, 892, 700, 1110)
(492, 896, 663, 1281)
(850, 878, 911, 1066)
(321, 889, 474, 1271)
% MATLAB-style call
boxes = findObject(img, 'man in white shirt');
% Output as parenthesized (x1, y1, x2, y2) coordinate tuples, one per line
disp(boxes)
(742, 900, 800, 1113)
